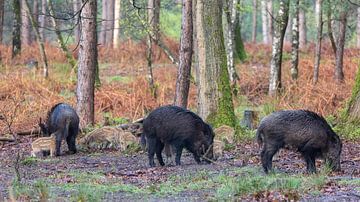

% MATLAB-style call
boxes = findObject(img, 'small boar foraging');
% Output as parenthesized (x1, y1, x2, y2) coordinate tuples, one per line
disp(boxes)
(257, 110, 342, 173)
(143, 105, 215, 167)
(31, 134, 56, 157)
(39, 103, 80, 156)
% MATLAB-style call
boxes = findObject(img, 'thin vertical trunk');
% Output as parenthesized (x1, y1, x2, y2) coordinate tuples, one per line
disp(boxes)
(299, 7, 306, 49)
(12, 0, 21, 58)
(0, 0, 4, 44)
(266, 0, 273, 43)
(106, 0, 114, 46)
(251, 0, 257, 43)
(146, 35, 156, 98)
(113, 0, 121, 48)
(175, 0, 193, 108)
(291, 0, 299, 80)
(234, 1, 246, 62)
(21, 0, 31, 46)
(23, 0, 48, 78)
(47, 0, 77, 68)
(76, 0, 98, 127)
(73, 0, 81, 44)
(327, 0, 336, 55)
(313, 0, 322, 84)
(268, 0, 289, 97)
(32, 0, 38, 42)
(39, 0, 46, 42)
(261, 0, 269, 44)
(196, 0, 236, 128)
(357, 7, 360, 48)
(148, 0, 161, 42)
(99, 0, 107, 45)
(334, 8, 346, 82)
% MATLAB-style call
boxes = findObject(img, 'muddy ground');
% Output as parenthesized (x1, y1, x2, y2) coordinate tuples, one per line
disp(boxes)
(0, 136, 359, 201)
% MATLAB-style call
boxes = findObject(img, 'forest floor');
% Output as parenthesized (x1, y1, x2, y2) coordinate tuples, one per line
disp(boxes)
(0, 136, 359, 201)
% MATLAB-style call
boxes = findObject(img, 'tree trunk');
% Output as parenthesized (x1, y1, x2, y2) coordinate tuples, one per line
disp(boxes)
(23, 0, 48, 78)
(313, 0, 322, 84)
(357, 7, 360, 48)
(266, 0, 273, 43)
(327, 0, 336, 56)
(146, 34, 156, 98)
(268, 0, 289, 97)
(105, 0, 114, 46)
(261, 0, 269, 44)
(47, 0, 77, 68)
(175, 0, 193, 108)
(299, 7, 306, 49)
(251, 0, 257, 43)
(21, 0, 31, 46)
(99, 0, 107, 45)
(12, 0, 21, 58)
(73, 0, 81, 44)
(32, 0, 38, 42)
(196, 0, 236, 128)
(0, 0, 4, 44)
(76, 0, 98, 127)
(39, 0, 46, 42)
(113, 0, 121, 48)
(334, 8, 346, 82)
(291, 0, 299, 80)
(148, 0, 161, 42)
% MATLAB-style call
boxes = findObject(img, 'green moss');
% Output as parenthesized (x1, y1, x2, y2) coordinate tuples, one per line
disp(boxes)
(234, 21, 246, 62)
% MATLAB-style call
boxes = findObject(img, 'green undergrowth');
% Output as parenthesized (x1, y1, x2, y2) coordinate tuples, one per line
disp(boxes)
(8, 166, 333, 201)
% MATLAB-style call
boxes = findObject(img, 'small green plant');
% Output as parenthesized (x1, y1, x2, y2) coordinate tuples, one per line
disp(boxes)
(106, 75, 133, 84)
(21, 156, 37, 166)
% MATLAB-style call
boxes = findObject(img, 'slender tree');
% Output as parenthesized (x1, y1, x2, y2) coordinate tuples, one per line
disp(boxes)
(113, 0, 121, 48)
(76, 0, 98, 126)
(32, 0, 38, 42)
(266, 0, 273, 43)
(195, 0, 236, 128)
(12, 0, 22, 58)
(39, 0, 46, 42)
(175, 0, 193, 108)
(99, 0, 107, 45)
(327, 0, 336, 55)
(357, 7, 360, 47)
(73, 0, 81, 44)
(268, 0, 289, 97)
(299, 7, 307, 48)
(261, 0, 269, 44)
(105, 0, 114, 45)
(21, 0, 31, 46)
(291, 0, 299, 80)
(0, 0, 4, 44)
(251, 0, 257, 43)
(313, 0, 322, 84)
(334, 3, 347, 82)
(148, 0, 161, 42)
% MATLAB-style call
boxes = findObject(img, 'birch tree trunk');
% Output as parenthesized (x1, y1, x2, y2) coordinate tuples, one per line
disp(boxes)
(21, 0, 31, 46)
(23, 0, 48, 78)
(299, 7, 306, 49)
(334, 7, 347, 82)
(196, 0, 236, 128)
(268, 0, 289, 97)
(291, 0, 299, 80)
(148, 0, 161, 42)
(313, 0, 322, 84)
(105, 0, 114, 46)
(357, 7, 360, 48)
(266, 0, 273, 43)
(76, 0, 98, 127)
(12, 0, 21, 58)
(251, 0, 257, 43)
(0, 0, 4, 44)
(175, 0, 193, 108)
(113, 0, 121, 48)
(73, 0, 81, 44)
(39, 0, 46, 42)
(261, 0, 269, 44)
(99, 0, 107, 45)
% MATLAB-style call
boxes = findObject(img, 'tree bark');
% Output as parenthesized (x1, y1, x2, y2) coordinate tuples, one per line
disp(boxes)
(32, 0, 38, 42)
(268, 0, 289, 97)
(148, 0, 161, 42)
(73, 0, 81, 45)
(196, 0, 236, 128)
(251, 0, 257, 43)
(313, 0, 322, 84)
(12, 0, 22, 58)
(76, 0, 98, 127)
(105, 0, 114, 46)
(175, 0, 193, 108)
(23, 0, 48, 78)
(334, 7, 346, 82)
(291, 0, 299, 80)
(39, 0, 46, 42)
(146, 34, 156, 98)
(261, 0, 269, 44)
(266, 0, 273, 43)
(0, 0, 4, 44)
(327, 0, 336, 56)
(99, 0, 107, 45)
(21, 0, 31, 46)
(113, 0, 121, 48)
(299, 7, 306, 49)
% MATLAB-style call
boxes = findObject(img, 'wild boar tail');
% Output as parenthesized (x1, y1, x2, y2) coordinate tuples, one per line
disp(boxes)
(256, 128, 263, 147)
